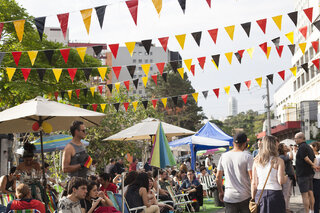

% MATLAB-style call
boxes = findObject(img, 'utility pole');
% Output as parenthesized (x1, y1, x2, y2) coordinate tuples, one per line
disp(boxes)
(266, 79, 272, 136)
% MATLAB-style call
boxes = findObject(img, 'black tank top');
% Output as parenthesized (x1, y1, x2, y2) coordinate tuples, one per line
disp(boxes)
(125, 186, 144, 212)
(69, 142, 89, 178)
(5, 175, 14, 191)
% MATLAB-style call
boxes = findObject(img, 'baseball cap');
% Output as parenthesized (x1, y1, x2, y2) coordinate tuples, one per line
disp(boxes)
(234, 133, 247, 143)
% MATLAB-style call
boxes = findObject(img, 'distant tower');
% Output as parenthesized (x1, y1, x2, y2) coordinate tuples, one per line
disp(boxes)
(228, 97, 238, 116)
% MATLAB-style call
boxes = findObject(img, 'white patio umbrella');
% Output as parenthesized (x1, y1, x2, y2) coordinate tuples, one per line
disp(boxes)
(280, 139, 296, 146)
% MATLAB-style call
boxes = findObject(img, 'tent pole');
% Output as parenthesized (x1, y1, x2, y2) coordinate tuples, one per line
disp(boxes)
(157, 169, 159, 201)
(121, 172, 124, 213)
(39, 128, 48, 208)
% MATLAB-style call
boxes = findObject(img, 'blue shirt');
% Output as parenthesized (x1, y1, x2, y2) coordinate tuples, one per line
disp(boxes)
(181, 178, 200, 190)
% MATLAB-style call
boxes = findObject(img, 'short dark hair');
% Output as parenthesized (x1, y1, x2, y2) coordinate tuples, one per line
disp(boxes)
(88, 175, 97, 181)
(67, 177, 87, 195)
(70, 121, 84, 137)
(234, 133, 247, 144)
(99, 173, 112, 182)
(171, 170, 177, 177)
(9, 167, 16, 175)
(200, 166, 206, 172)
(109, 158, 115, 163)
(188, 170, 195, 174)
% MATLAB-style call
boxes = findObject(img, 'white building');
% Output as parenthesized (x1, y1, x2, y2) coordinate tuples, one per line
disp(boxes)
(228, 96, 238, 116)
(43, 27, 69, 46)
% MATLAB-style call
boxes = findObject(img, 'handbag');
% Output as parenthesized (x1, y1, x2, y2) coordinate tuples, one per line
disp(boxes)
(249, 162, 273, 213)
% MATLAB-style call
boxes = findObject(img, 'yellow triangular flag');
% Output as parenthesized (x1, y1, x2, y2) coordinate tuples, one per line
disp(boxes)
(90, 87, 95, 96)
(290, 66, 297, 77)
(247, 48, 254, 59)
(76, 47, 87, 62)
(152, 0, 162, 15)
(175, 34, 186, 49)
(285, 32, 294, 44)
(192, 93, 199, 103)
(224, 25, 235, 40)
(6, 68, 16, 81)
(177, 68, 184, 79)
(52, 69, 62, 82)
(13, 20, 25, 42)
(80, 8, 92, 34)
(74, 104, 80, 108)
(115, 82, 120, 92)
(141, 64, 150, 76)
(299, 42, 307, 54)
(224, 86, 230, 95)
(266, 47, 272, 59)
(184, 59, 192, 71)
(125, 42, 136, 56)
(161, 98, 167, 108)
(132, 101, 138, 112)
(27, 51, 38, 66)
(255, 77, 263, 87)
(100, 104, 106, 112)
(272, 15, 282, 31)
(211, 59, 219, 70)
(97, 67, 107, 80)
(225, 52, 233, 64)
(67, 90, 72, 99)
(142, 76, 148, 87)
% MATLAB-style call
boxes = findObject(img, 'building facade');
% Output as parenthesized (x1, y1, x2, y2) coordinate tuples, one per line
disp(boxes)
(228, 96, 238, 116)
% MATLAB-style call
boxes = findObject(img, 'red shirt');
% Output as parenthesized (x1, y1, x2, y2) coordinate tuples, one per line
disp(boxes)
(7, 199, 46, 213)
(129, 162, 137, 172)
(100, 183, 117, 195)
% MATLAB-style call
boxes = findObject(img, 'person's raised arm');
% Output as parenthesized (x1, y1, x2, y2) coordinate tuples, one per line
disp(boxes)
(62, 145, 81, 173)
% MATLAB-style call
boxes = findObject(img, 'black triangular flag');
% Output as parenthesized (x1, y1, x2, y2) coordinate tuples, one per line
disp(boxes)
(271, 37, 280, 47)
(60, 91, 66, 99)
(178, 0, 186, 13)
(37, 69, 46, 81)
(313, 20, 320, 31)
(83, 104, 89, 109)
(92, 46, 103, 56)
(234, 83, 241, 93)
(301, 63, 309, 73)
(142, 100, 148, 109)
(127, 65, 136, 79)
(0, 52, 5, 65)
(267, 74, 274, 84)
(172, 96, 178, 106)
(95, 5, 107, 29)
(83, 88, 88, 97)
(162, 72, 167, 82)
(107, 84, 113, 92)
(241, 22, 251, 37)
(234, 52, 242, 64)
(211, 54, 220, 68)
(133, 79, 139, 89)
(44, 50, 54, 64)
(34, 17, 46, 41)
(288, 44, 295, 55)
(191, 31, 202, 46)
(202, 91, 208, 99)
(141, 39, 152, 55)
(82, 68, 92, 81)
(288, 11, 298, 26)
(113, 103, 120, 112)
(170, 61, 179, 73)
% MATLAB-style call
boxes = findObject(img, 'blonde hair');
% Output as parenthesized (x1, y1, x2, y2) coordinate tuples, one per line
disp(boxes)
(16, 183, 31, 199)
(256, 135, 278, 166)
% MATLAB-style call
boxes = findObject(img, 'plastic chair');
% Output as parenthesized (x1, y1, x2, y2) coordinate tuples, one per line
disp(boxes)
(114, 193, 146, 213)
(0, 193, 15, 206)
(166, 185, 194, 213)
(8, 210, 41, 213)
(106, 191, 120, 211)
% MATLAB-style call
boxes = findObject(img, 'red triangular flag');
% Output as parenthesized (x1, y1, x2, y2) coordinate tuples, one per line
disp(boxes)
(208, 28, 218, 44)
(190, 65, 195, 76)
(276, 45, 284, 57)
(156, 62, 165, 75)
(213, 88, 219, 98)
(125, 0, 139, 25)
(197, 57, 206, 69)
(299, 26, 308, 39)
(75, 89, 80, 99)
(12, 52, 22, 66)
(123, 102, 130, 112)
(60, 48, 70, 64)
(92, 104, 98, 112)
(112, 66, 122, 80)
(244, 80, 251, 89)
(109, 44, 119, 58)
(259, 42, 268, 55)
(303, 7, 313, 22)
(124, 80, 130, 91)
(181, 94, 188, 104)
(68, 68, 77, 83)
(151, 75, 157, 85)
(256, 18, 267, 34)
(57, 13, 69, 39)
(158, 37, 169, 52)
(237, 49, 245, 58)
(0, 23, 4, 40)
(312, 59, 320, 69)
(21, 68, 31, 82)
(54, 91, 59, 100)
(312, 41, 319, 53)
(98, 85, 103, 94)
(152, 99, 158, 109)
(278, 70, 285, 80)
(206, 0, 211, 8)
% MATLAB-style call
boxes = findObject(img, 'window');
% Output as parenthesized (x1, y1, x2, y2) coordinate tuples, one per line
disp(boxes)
(306, 70, 310, 82)
(133, 75, 137, 78)
(139, 90, 142, 94)
(139, 82, 142, 86)
(150, 67, 153, 71)
(139, 75, 142, 78)
(133, 52, 136, 55)
(145, 59, 148, 63)
(133, 59, 137, 63)
(150, 52, 153, 55)
(139, 67, 142, 71)
(310, 47, 314, 59)
(297, 77, 301, 88)
(145, 52, 148, 55)
(138, 59, 142, 63)
(150, 59, 153, 63)
(311, 65, 315, 78)
(138, 52, 142, 56)
(301, 73, 305, 86)
(305, 51, 309, 62)
(133, 90, 136, 94)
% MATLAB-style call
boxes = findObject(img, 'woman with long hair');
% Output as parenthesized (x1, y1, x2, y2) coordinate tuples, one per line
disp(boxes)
(310, 141, 320, 213)
(251, 136, 287, 213)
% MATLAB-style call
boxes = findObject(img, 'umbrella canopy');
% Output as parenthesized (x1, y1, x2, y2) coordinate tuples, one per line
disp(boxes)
(280, 139, 296, 146)
(103, 118, 194, 141)
(0, 96, 105, 133)
(150, 122, 176, 169)
(16, 134, 89, 154)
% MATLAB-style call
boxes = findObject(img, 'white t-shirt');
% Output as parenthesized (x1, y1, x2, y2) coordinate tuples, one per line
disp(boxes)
(217, 151, 253, 203)
(314, 155, 320, 179)
(205, 157, 211, 168)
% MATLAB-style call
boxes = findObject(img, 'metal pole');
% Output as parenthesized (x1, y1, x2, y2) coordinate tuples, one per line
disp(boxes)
(121, 172, 124, 213)
(157, 169, 160, 201)
(266, 79, 272, 136)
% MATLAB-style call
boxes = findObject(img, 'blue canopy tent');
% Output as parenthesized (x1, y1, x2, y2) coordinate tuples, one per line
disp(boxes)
(169, 122, 233, 170)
